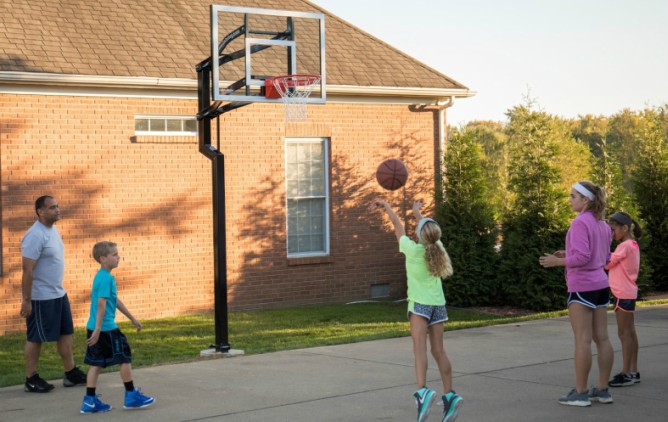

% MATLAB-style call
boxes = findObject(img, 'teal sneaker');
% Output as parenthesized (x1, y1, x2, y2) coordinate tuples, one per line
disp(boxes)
(442, 391, 463, 422)
(80, 395, 112, 414)
(123, 388, 155, 409)
(414, 387, 436, 422)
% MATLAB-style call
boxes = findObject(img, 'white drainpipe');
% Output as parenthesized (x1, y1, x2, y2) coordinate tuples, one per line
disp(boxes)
(436, 96, 455, 190)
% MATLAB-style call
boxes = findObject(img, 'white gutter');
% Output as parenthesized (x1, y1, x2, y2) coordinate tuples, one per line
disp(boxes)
(436, 96, 455, 193)
(0, 71, 475, 100)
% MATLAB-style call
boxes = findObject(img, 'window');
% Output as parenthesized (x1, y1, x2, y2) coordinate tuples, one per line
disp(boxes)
(286, 138, 329, 256)
(134, 116, 197, 135)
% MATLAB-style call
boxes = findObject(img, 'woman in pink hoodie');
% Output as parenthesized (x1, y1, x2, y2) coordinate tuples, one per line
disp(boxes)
(539, 181, 613, 407)
(605, 211, 642, 387)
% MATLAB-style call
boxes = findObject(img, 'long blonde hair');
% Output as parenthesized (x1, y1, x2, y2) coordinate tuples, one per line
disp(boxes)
(420, 221, 453, 278)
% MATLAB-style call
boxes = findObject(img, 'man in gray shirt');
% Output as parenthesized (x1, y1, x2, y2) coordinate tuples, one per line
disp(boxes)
(20, 196, 86, 392)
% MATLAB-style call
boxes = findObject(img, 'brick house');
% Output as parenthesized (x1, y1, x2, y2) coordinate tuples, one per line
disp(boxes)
(0, 0, 473, 335)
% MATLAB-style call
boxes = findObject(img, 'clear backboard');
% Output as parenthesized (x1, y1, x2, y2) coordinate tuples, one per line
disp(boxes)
(210, 5, 326, 104)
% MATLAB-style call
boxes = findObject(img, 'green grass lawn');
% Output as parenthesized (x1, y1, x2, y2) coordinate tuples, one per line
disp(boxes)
(3, 299, 663, 389)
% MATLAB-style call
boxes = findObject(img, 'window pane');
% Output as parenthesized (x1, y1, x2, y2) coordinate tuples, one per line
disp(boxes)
(184, 119, 197, 132)
(166, 119, 181, 132)
(135, 119, 149, 131)
(149, 119, 166, 131)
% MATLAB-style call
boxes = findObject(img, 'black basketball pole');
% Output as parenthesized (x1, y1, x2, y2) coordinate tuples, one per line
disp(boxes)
(196, 59, 230, 353)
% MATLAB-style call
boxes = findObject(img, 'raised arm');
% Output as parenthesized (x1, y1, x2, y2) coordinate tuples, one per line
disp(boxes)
(412, 200, 424, 221)
(369, 199, 405, 241)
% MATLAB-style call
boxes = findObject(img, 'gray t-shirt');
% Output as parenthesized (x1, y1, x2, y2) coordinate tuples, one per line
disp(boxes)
(21, 220, 66, 300)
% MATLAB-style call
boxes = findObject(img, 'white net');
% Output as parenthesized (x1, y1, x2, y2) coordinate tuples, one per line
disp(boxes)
(271, 75, 321, 122)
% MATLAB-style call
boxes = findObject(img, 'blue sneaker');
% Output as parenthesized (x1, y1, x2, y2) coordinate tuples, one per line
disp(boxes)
(414, 387, 436, 422)
(80, 394, 112, 414)
(123, 388, 155, 409)
(442, 391, 463, 422)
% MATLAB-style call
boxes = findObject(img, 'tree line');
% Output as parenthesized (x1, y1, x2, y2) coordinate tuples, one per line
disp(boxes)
(437, 102, 668, 311)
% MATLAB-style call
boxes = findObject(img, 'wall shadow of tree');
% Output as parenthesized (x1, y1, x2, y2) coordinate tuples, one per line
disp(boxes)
(1, 129, 210, 331)
(231, 118, 438, 310)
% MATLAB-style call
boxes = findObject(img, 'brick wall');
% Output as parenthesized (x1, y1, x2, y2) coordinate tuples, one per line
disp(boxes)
(0, 93, 439, 335)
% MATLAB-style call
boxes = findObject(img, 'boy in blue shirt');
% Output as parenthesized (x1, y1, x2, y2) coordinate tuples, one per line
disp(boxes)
(80, 241, 155, 413)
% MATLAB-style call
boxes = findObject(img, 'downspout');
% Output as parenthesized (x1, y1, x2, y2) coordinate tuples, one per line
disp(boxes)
(436, 96, 455, 197)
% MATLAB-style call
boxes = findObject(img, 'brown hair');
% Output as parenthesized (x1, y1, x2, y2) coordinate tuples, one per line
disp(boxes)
(577, 180, 607, 220)
(93, 241, 117, 263)
(419, 221, 454, 278)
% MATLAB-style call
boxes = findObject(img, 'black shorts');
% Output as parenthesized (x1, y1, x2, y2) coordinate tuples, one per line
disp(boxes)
(612, 296, 636, 312)
(84, 328, 132, 368)
(26, 294, 74, 343)
(567, 287, 610, 309)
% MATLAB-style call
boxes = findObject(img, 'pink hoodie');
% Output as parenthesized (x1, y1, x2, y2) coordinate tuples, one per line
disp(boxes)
(564, 211, 612, 293)
(605, 239, 640, 299)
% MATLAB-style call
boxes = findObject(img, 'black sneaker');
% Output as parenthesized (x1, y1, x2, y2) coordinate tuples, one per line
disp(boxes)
(63, 366, 87, 387)
(25, 373, 55, 393)
(608, 372, 633, 387)
(630, 372, 641, 384)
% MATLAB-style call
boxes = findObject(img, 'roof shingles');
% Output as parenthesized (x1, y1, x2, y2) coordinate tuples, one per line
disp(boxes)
(0, 0, 467, 90)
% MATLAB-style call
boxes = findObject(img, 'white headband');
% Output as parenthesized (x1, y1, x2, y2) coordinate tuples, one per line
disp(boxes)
(573, 182, 595, 201)
(417, 218, 437, 243)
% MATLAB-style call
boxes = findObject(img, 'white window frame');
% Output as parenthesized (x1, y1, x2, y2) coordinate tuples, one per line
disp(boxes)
(134, 115, 197, 136)
(285, 137, 330, 257)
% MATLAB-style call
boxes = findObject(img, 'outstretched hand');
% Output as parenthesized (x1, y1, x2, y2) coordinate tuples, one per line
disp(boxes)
(539, 253, 560, 268)
(368, 199, 388, 211)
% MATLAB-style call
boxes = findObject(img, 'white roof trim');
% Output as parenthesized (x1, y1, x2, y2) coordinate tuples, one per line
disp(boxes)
(0, 71, 476, 101)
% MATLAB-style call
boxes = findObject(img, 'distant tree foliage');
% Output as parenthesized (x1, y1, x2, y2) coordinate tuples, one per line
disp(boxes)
(497, 104, 578, 311)
(632, 106, 668, 291)
(440, 102, 667, 311)
(437, 127, 499, 306)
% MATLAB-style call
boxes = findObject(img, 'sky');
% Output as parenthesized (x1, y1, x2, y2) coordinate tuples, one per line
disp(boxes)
(310, 0, 668, 125)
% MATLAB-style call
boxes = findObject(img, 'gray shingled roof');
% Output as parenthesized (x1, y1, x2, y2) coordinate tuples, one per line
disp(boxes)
(0, 0, 468, 91)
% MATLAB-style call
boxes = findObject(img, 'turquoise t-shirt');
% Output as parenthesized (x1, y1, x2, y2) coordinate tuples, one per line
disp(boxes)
(399, 236, 446, 306)
(86, 268, 118, 331)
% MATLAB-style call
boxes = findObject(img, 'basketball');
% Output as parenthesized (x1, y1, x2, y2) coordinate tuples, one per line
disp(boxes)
(375, 159, 408, 191)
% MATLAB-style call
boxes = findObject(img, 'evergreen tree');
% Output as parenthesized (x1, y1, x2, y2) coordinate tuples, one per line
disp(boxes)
(498, 104, 581, 311)
(462, 121, 509, 220)
(632, 106, 668, 290)
(437, 127, 499, 306)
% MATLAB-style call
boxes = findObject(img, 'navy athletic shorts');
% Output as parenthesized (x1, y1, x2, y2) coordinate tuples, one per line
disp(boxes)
(612, 296, 636, 312)
(567, 287, 610, 309)
(26, 294, 74, 343)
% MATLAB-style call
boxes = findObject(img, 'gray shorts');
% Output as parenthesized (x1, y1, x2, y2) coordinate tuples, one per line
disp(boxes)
(408, 301, 448, 326)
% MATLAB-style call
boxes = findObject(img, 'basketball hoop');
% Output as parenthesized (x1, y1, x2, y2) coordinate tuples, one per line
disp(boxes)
(265, 74, 321, 122)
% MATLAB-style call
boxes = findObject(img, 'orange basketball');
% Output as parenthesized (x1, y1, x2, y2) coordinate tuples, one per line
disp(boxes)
(376, 159, 408, 191)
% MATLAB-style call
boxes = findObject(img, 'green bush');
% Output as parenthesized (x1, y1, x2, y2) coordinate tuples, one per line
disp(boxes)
(438, 127, 499, 306)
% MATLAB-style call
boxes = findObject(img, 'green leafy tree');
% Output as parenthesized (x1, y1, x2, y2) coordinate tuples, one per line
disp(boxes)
(632, 106, 668, 290)
(498, 104, 582, 311)
(590, 136, 637, 215)
(462, 121, 509, 220)
(437, 127, 499, 306)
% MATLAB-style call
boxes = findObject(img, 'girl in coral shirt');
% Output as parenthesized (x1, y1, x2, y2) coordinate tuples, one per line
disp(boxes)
(606, 211, 643, 387)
